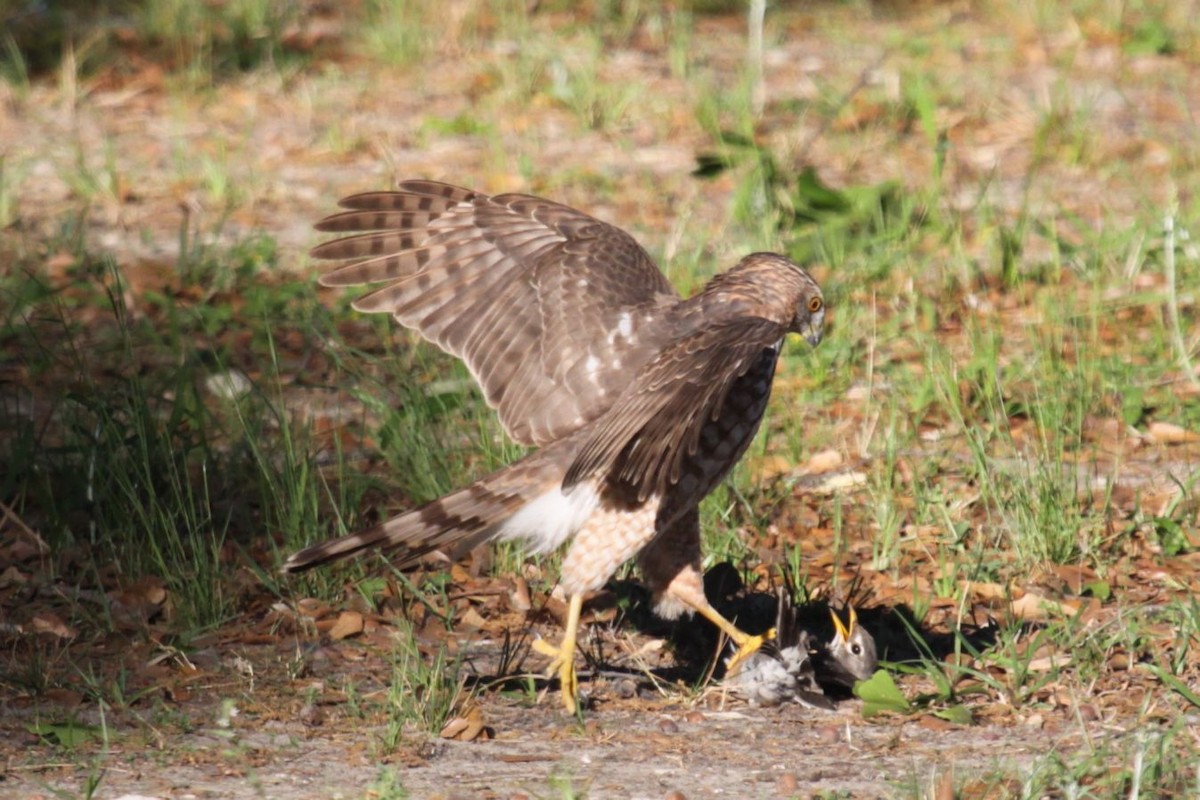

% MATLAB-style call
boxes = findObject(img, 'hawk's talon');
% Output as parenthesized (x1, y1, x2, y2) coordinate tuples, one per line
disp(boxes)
(532, 637, 580, 713)
(725, 631, 771, 675)
(531, 638, 557, 658)
(532, 593, 584, 714)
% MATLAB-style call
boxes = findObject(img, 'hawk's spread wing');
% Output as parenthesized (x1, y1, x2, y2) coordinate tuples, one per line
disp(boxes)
(312, 180, 679, 446)
(563, 316, 786, 501)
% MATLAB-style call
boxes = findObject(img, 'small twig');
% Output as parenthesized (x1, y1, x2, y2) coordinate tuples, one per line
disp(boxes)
(0, 498, 49, 553)
(613, 635, 673, 699)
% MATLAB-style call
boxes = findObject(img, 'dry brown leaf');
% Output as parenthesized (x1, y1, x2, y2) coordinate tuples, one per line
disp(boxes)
(509, 576, 532, 612)
(1147, 421, 1200, 444)
(963, 580, 1008, 601)
(1047, 564, 1099, 595)
(1108, 651, 1133, 671)
(931, 767, 956, 800)
(1141, 489, 1182, 516)
(916, 714, 958, 732)
(810, 471, 868, 494)
(459, 606, 488, 630)
(802, 449, 844, 474)
(296, 598, 333, 618)
(1009, 592, 1078, 621)
(751, 455, 792, 481)
(5, 539, 48, 562)
(626, 638, 666, 658)
(138, 579, 168, 606)
(165, 683, 193, 703)
(543, 593, 569, 625)
(108, 578, 169, 628)
(439, 716, 468, 739)
(327, 610, 365, 640)
(29, 612, 76, 639)
(1026, 654, 1072, 672)
(439, 705, 490, 741)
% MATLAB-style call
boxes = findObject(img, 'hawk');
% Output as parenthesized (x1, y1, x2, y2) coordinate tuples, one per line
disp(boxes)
(284, 180, 825, 713)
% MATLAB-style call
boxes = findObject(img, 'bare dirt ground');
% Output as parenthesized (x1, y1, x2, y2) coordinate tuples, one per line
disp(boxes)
(0, 617, 1093, 799)
(3, 2, 1200, 798)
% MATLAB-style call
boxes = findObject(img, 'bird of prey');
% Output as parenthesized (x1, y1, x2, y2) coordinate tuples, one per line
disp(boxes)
(725, 592, 877, 708)
(283, 180, 825, 713)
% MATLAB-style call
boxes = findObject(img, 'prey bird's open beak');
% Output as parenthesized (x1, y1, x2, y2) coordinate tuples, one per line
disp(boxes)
(830, 607, 850, 643)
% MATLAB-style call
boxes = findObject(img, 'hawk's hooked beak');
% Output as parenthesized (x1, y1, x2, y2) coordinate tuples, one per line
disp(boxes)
(803, 322, 823, 348)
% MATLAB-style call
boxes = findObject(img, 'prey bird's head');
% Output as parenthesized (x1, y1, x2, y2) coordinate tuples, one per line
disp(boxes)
(824, 605, 878, 686)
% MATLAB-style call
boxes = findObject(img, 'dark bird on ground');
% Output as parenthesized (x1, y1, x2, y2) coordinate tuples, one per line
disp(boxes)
(725, 589, 877, 708)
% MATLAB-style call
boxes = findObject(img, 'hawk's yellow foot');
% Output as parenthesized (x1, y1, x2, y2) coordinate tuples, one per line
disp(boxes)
(725, 626, 777, 674)
(687, 596, 776, 674)
(532, 594, 584, 713)
(661, 570, 778, 676)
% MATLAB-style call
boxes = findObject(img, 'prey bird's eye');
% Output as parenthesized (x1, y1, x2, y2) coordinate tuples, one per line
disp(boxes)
(808, 296, 823, 313)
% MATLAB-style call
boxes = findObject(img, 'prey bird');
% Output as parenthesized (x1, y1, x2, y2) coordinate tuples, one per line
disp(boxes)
(725, 592, 877, 708)
(283, 180, 825, 713)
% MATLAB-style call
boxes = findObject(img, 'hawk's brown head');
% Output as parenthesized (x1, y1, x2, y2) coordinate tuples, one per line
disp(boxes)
(729, 252, 825, 347)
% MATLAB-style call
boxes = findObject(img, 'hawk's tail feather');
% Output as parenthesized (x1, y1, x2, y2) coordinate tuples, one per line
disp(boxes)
(281, 452, 570, 574)
(281, 511, 496, 574)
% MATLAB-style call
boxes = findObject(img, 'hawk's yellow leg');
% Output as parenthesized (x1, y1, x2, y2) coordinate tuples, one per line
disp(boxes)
(532, 593, 584, 713)
(693, 603, 776, 673)
(657, 568, 775, 673)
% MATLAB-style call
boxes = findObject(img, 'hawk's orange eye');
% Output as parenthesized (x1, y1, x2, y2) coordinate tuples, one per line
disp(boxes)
(808, 297, 823, 313)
